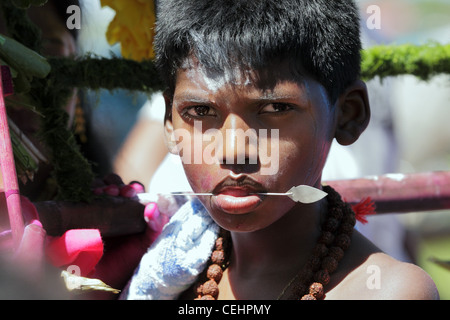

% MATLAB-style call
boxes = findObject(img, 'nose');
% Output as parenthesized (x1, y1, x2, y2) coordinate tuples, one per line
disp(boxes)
(218, 114, 260, 173)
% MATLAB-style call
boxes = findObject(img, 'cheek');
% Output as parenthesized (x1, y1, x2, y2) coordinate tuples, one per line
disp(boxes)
(277, 127, 332, 187)
(183, 163, 216, 191)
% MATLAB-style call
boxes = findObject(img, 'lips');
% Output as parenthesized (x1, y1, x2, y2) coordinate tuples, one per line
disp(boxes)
(211, 176, 266, 214)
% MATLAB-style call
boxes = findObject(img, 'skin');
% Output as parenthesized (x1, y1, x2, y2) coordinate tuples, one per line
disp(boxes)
(165, 58, 439, 300)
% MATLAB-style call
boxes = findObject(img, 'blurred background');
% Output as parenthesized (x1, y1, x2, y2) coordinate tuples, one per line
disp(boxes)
(73, 0, 450, 298)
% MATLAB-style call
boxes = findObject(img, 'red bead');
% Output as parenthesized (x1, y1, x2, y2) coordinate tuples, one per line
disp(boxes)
(103, 184, 120, 196)
(119, 184, 137, 198)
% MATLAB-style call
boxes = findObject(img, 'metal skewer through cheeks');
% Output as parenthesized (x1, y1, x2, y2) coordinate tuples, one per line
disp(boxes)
(138, 185, 328, 205)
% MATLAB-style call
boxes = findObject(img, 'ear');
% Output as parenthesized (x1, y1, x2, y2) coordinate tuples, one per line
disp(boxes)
(163, 91, 178, 154)
(334, 80, 371, 146)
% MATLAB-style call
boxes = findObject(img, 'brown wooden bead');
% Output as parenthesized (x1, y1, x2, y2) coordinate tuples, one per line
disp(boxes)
(312, 243, 328, 258)
(306, 255, 321, 271)
(309, 282, 324, 299)
(318, 231, 334, 246)
(195, 283, 204, 296)
(342, 210, 356, 226)
(192, 187, 355, 301)
(314, 270, 330, 285)
(211, 250, 225, 265)
(300, 294, 317, 300)
(207, 264, 223, 282)
(322, 217, 339, 232)
(215, 237, 224, 251)
(335, 234, 351, 250)
(322, 256, 338, 274)
(202, 280, 219, 298)
(339, 222, 354, 234)
(329, 206, 343, 220)
(328, 246, 344, 261)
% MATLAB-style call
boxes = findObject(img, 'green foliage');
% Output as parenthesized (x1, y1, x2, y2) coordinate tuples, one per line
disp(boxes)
(362, 43, 450, 81)
(47, 56, 164, 93)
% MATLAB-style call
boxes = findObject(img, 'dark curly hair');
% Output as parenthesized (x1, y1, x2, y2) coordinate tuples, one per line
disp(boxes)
(154, 0, 362, 104)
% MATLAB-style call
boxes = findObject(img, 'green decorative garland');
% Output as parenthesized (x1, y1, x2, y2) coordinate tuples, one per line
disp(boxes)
(361, 42, 450, 81)
(1, 0, 450, 202)
(47, 56, 164, 92)
(47, 43, 450, 91)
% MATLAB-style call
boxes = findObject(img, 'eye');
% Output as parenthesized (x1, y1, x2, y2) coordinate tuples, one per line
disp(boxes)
(185, 105, 216, 117)
(260, 103, 293, 114)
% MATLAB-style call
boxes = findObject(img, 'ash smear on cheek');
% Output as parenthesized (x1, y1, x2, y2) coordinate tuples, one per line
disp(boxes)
(200, 174, 213, 191)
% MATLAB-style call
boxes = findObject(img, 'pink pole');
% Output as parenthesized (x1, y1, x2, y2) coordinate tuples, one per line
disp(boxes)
(0, 68, 24, 249)
(326, 171, 450, 214)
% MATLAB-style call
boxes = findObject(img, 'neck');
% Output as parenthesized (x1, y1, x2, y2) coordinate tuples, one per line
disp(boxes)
(226, 199, 326, 298)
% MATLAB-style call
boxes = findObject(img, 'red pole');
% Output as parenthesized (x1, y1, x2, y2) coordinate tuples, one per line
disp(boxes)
(0, 67, 24, 249)
(326, 171, 450, 214)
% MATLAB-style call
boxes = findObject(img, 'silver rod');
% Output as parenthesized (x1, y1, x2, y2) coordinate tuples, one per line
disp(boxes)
(163, 192, 293, 196)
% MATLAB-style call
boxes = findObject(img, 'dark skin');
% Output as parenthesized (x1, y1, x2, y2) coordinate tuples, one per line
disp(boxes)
(166, 58, 439, 300)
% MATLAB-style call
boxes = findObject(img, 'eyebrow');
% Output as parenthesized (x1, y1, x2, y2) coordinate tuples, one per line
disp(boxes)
(173, 92, 211, 104)
(174, 88, 304, 101)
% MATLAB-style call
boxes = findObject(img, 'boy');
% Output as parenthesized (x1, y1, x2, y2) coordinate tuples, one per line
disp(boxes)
(122, 0, 438, 299)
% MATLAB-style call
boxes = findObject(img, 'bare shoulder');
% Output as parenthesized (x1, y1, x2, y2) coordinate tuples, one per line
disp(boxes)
(364, 252, 439, 300)
(326, 231, 440, 300)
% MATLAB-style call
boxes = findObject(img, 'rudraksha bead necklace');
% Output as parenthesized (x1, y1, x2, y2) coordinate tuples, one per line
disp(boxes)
(193, 185, 356, 300)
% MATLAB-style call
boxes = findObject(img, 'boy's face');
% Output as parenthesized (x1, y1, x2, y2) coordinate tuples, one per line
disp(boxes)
(165, 59, 338, 232)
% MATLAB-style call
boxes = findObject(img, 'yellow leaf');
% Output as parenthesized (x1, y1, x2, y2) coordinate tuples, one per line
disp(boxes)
(101, 0, 156, 61)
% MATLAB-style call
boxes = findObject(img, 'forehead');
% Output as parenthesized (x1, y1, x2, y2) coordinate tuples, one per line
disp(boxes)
(174, 56, 308, 98)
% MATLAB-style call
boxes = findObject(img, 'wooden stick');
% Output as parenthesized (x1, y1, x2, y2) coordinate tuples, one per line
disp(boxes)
(0, 68, 24, 249)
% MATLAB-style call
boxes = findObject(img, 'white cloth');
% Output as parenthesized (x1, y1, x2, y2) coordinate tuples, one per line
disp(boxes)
(121, 197, 219, 300)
